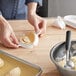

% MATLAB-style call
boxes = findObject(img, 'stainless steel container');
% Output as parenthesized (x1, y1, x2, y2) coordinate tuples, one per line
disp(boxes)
(0, 50, 42, 76)
(50, 41, 76, 76)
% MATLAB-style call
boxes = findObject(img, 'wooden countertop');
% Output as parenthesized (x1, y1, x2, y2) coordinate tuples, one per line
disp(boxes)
(0, 18, 76, 76)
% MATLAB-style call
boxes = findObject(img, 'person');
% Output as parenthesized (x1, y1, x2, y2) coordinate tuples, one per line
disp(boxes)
(0, 0, 46, 48)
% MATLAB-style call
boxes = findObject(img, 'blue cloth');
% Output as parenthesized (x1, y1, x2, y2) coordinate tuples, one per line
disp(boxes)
(0, 0, 42, 19)
(16, 0, 27, 19)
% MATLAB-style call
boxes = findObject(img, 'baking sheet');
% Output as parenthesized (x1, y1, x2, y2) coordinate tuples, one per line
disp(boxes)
(0, 50, 42, 76)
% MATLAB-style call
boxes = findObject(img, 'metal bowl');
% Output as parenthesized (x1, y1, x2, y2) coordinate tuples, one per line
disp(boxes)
(50, 41, 76, 76)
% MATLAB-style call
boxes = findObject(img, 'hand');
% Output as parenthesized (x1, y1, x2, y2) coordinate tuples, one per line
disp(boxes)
(28, 13, 46, 37)
(27, 2, 46, 37)
(0, 16, 19, 48)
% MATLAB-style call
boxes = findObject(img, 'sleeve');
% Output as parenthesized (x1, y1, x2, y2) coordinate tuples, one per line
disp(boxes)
(25, 0, 42, 6)
(0, 11, 2, 15)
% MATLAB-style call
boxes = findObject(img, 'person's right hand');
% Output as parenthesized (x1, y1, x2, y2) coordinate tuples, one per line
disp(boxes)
(0, 16, 19, 48)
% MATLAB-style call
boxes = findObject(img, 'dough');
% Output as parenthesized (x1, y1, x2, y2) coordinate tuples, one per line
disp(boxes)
(57, 56, 76, 70)
(0, 58, 4, 68)
(6, 67, 21, 76)
(72, 44, 76, 50)
(20, 36, 31, 44)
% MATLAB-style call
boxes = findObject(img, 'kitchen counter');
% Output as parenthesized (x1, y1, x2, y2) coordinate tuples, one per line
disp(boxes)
(0, 18, 76, 76)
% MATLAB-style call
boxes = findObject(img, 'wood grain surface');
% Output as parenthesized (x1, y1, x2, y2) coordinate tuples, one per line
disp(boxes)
(0, 18, 76, 76)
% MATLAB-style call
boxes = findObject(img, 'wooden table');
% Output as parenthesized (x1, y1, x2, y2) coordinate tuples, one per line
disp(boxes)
(0, 18, 76, 76)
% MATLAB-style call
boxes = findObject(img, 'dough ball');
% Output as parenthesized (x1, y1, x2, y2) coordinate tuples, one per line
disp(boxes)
(0, 58, 4, 68)
(6, 67, 21, 76)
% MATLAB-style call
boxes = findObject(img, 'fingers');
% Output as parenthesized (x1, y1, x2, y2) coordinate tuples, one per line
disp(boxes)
(2, 36, 19, 48)
(33, 21, 40, 34)
(11, 33, 19, 44)
(37, 20, 46, 37)
(41, 20, 46, 34)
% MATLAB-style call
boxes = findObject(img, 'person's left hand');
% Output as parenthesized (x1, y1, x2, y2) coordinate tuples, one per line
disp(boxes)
(28, 13, 46, 37)
(0, 16, 19, 48)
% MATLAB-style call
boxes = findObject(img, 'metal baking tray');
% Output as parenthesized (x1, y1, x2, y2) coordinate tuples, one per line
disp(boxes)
(0, 50, 42, 76)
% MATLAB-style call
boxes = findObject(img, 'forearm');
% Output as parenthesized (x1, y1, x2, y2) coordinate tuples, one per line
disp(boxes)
(0, 13, 9, 32)
(27, 2, 37, 15)
(0, 15, 8, 26)
(0, 11, 6, 24)
(0, 16, 6, 32)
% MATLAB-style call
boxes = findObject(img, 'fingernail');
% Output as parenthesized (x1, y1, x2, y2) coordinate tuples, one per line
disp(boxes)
(36, 30, 41, 35)
(15, 44, 19, 48)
